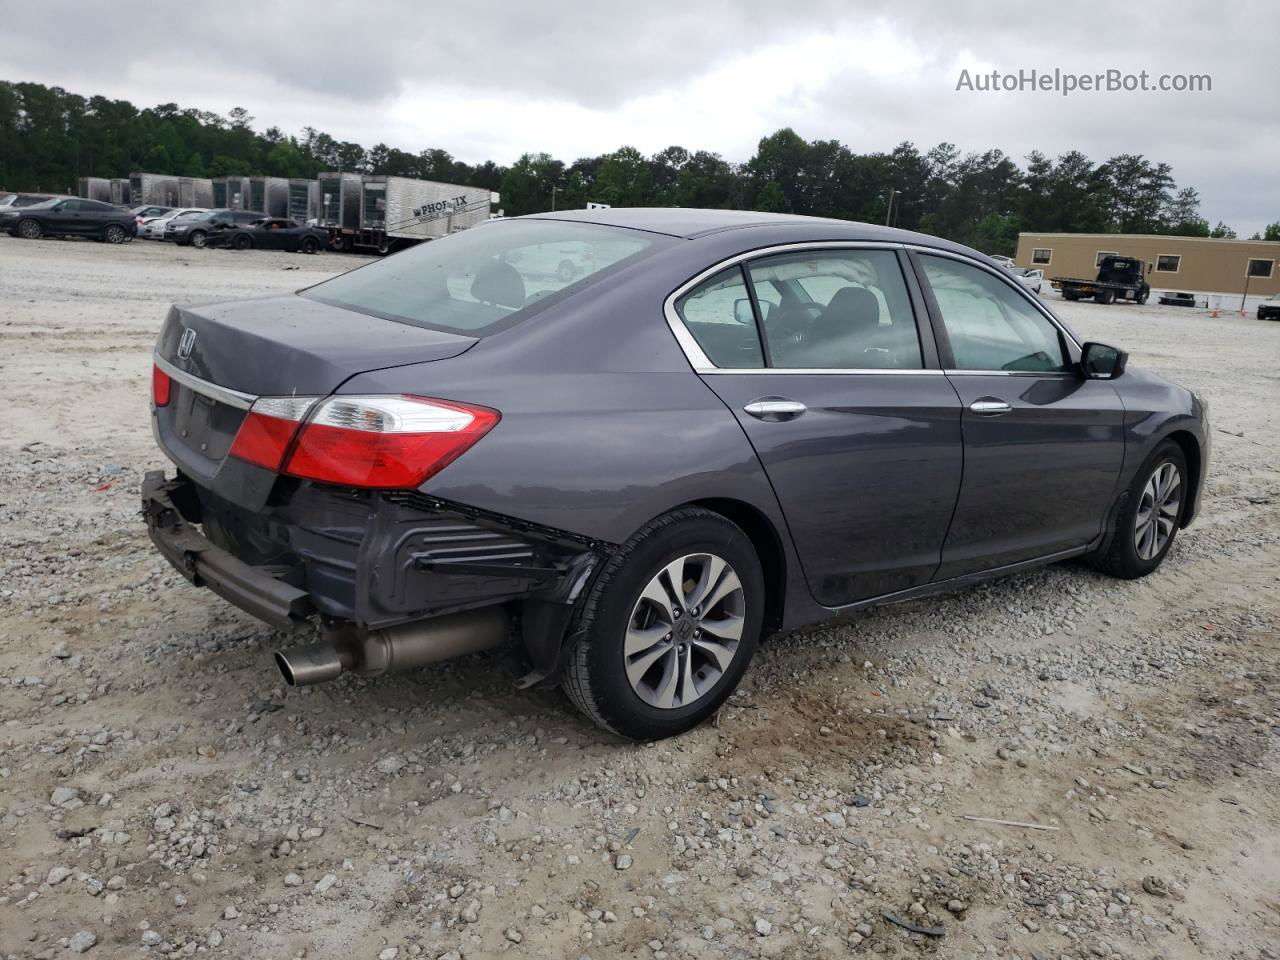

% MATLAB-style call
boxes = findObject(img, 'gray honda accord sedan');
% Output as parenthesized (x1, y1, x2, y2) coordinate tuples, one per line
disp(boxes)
(143, 208, 1208, 740)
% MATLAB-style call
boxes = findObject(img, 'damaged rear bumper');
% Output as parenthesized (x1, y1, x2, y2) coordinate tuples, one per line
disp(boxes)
(142, 471, 314, 632)
(141, 470, 609, 685)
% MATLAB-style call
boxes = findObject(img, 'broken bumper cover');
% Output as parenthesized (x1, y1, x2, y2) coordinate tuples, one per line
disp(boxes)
(142, 470, 314, 632)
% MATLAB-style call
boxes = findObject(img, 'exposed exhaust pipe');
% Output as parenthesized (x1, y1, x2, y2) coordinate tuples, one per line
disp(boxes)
(274, 607, 509, 687)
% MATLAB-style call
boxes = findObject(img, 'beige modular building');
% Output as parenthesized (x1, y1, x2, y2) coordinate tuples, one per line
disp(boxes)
(1014, 233, 1280, 298)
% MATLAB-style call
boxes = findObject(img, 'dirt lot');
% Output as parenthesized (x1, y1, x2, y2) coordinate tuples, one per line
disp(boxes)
(0, 237, 1277, 960)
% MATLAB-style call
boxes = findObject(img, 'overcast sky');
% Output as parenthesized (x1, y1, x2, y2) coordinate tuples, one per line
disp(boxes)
(3, 0, 1276, 236)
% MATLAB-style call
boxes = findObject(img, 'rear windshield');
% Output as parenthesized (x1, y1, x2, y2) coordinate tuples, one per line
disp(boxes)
(303, 219, 670, 335)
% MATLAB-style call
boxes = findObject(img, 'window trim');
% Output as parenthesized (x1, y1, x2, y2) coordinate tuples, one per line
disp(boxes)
(1095, 250, 1119, 267)
(1031, 247, 1052, 265)
(663, 241, 942, 375)
(1246, 258, 1274, 279)
(1155, 254, 1182, 274)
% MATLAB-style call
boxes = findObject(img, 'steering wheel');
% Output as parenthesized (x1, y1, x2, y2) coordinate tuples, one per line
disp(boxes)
(767, 302, 824, 343)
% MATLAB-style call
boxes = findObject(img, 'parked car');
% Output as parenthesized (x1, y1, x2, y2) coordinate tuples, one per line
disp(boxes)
(142, 209, 1209, 740)
(1007, 266, 1044, 294)
(130, 205, 175, 228)
(1258, 294, 1280, 321)
(0, 192, 61, 209)
(1, 197, 136, 243)
(204, 217, 328, 253)
(139, 208, 208, 240)
(986, 254, 1015, 268)
(164, 209, 264, 248)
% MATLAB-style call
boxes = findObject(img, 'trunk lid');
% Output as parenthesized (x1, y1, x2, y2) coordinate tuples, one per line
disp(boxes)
(153, 294, 477, 511)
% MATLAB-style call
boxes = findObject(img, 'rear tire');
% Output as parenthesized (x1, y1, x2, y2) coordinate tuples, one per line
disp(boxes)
(1063, 291, 1079, 301)
(1095, 289, 1116, 305)
(557, 260, 577, 283)
(562, 508, 764, 740)
(232, 234, 252, 251)
(104, 224, 126, 244)
(301, 236, 320, 254)
(18, 219, 42, 240)
(1088, 440, 1188, 579)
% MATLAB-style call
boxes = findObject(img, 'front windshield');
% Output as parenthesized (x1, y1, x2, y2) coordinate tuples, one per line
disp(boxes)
(304, 219, 669, 335)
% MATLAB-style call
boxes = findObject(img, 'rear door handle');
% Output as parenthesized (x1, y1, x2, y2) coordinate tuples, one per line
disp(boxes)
(969, 398, 1012, 416)
(744, 398, 807, 421)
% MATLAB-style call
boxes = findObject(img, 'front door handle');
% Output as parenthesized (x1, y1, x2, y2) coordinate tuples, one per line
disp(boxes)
(969, 398, 1012, 416)
(744, 397, 807, 421)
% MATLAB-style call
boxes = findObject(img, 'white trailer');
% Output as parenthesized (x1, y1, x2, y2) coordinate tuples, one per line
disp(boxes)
(212, 176, 252, 210)
(110, 178, 132, 206)
(287, 179, 318, 223)
(317, 171, 361, 236)
(78, 177, 112, 203)
(338, 175, 496, 253)
(129, 173, 180, 207)
(246, 177, 289, 217)
(178, 177, 214, 208)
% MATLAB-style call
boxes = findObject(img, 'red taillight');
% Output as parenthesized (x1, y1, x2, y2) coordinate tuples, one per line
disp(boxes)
(283, 396, 499, 489)
(228, 397, 317, 470)
(152, 364, 172, 407)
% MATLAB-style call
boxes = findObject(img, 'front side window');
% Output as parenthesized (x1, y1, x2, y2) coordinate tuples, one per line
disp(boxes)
(921, 255, 1069, 373)
(675, 267, 764, 369)
(306, 219, 665, 335)
(746, 249, 922, 369)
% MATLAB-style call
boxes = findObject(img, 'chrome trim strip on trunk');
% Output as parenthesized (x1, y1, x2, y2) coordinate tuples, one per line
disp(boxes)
(153, 352, 257, 410)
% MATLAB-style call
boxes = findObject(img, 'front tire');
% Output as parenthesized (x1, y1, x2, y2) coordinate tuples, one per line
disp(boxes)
(563, 508, 764, 740)
(232, 234, 252, 251)
(189, 230, 207, 249)
(1089, 440, 1188, 579)
(18, 219, 43, 240)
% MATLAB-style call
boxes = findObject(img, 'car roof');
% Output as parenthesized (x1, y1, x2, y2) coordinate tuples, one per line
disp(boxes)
(523, 207, 979, 255)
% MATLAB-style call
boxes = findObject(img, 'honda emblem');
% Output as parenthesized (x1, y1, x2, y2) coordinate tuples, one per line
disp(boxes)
(177, 328, 197, 360)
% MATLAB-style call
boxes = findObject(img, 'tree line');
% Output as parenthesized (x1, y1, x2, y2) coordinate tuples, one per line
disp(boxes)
(3, 80, 1276, 252)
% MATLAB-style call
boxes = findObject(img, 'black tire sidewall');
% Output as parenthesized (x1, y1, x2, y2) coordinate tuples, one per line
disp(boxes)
(1114, 441, 1188, 575)
(577, 513, 764, 739)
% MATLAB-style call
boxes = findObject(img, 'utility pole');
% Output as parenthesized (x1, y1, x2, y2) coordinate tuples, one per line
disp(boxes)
(884, 188, 896, 226)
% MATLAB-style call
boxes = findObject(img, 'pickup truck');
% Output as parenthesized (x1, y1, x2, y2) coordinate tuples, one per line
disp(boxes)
(1052, 256, 1151, 305)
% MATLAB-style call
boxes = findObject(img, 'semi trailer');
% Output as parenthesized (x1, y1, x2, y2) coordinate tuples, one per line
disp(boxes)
(110, 178, 132, 206)
(178, 177, 214, 208)
(320, 174, 496, 253)
(247, 177, 289, 218)
(287, 178, 318, 224)
(129, 173, 180, 207)
(78, 177, 112, 203)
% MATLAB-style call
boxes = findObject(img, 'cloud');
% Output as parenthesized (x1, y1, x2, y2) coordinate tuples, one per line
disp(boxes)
(1, 0, 1276, 234)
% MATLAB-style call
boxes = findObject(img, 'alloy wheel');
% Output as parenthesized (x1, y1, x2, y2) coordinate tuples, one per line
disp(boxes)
(190, 231, 206, 249)
(19, 219, 42, 239)
(1135, 461, 1181, 560)
(623, 553, 745, 709)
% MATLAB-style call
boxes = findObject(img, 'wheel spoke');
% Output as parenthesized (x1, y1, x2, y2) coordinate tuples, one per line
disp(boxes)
(700, 568, 743, 617)
(699, 612, 745, 642)
(676, 646, 698, 706)
(638, 572, 677, 622)
(692, 635, 736, 671)
(656, 557, 690, 612)
(624, 623, 669, 657)
(686, 555, 726, 612)
(625, 643, 671, 691)
(651, 651, 680, 708)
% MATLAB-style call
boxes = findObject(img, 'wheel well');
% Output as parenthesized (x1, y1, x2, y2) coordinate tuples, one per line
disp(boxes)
(1165, 430, 1202, 527)
(690, 498, 786, 631)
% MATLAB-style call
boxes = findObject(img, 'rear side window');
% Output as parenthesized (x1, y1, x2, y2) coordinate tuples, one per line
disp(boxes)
(747, 249, 922, 369)
(305, 220, 667, 335)
(674, 267, 764, 369)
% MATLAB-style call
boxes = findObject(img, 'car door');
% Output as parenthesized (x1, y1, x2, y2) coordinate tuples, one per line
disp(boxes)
(675, 245, 964, 607)
(912, 250, 1126, 579)
(48, 199, 82, 233)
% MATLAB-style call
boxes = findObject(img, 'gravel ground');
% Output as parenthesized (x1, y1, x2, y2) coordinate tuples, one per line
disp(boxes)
(0, 237, 1277, 960)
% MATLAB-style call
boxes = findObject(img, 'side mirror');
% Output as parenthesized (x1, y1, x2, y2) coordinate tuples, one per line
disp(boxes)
(1081, 341, 1128, 380)
(733, 298, 755, 325)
